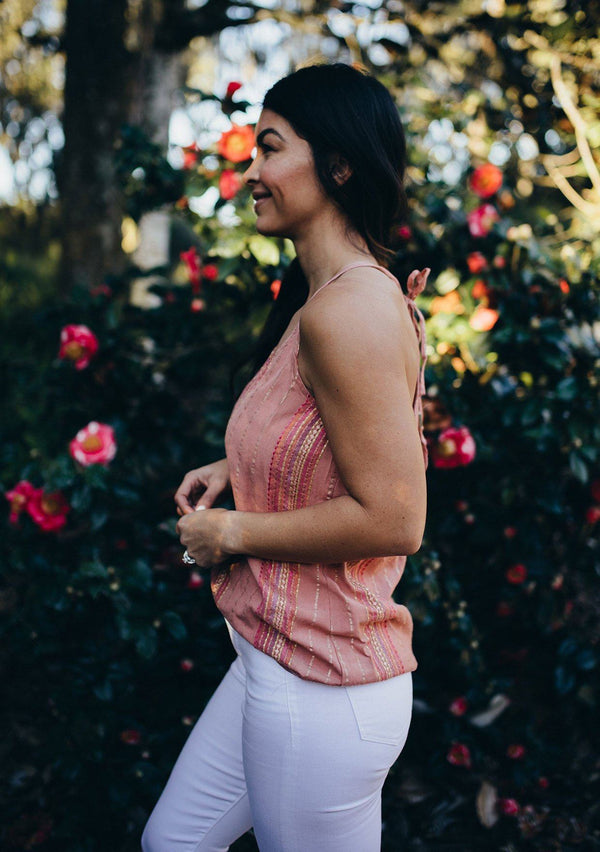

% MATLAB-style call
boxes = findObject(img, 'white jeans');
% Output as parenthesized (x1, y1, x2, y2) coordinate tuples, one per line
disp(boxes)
(141, 621, 412, 852)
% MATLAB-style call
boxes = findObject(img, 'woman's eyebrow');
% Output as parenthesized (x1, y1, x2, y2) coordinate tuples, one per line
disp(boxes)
(256, 128, 285, 146)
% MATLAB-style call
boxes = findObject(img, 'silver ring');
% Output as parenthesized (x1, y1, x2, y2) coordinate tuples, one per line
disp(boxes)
(182, 549, 196, 565)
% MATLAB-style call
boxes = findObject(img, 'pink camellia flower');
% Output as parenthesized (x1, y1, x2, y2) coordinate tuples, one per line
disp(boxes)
(180, 247, 202, 295)
(5, 480, 36, 525)
(202, 264, 219, 281)
(58, 324, 99, 370)
(69, 421, 117, 467)
(499, 798, 520, 816)
(187, 571, 204, 589)
(182, 142, 200, 170)
(449, 696, 468, 716)
(190, 298, 206, 313)
(469, 163, 503, 198)
(493, 255, 507, 268)
(219, 169, 243, 201)
(586, 506, 600, 524)
(470, 306, 499, 332)
(225, 80, 242, 99)
(467, 251, 488, 273)
(507, 743, 526, 759)
(431, 426, 476, 469)
(447, 742, 472, 768)
(397, 225, 412, 240)
(180, 659, 195, 672)
(26, 488, 70, 532)
(120, 729, 141, 745)
(467, 203, 500, 237)
(506, 563, 527, 584)
(498, 798, 520, 816)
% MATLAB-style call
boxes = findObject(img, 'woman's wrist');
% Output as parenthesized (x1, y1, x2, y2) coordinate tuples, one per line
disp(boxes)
(222, 509, 244, 557)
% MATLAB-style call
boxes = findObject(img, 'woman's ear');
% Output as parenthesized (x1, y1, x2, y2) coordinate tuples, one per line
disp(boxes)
(329, 155, 352, 186)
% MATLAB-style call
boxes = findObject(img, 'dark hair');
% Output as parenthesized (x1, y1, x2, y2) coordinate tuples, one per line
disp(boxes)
(243, 62, 409, 382)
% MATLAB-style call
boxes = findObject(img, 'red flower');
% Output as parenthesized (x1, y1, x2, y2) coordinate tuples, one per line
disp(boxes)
(447, 742, 472, 768)
(467, 252, 488, 273)
(217, 124, 255, 163)
(190, 298, 206, 313)
(470, 306, 499, 331)
(493, 255, 506, 268)
(182, 142, 200, 170)
(397, 225, 412, 240)
(503, 526, 517, 539)
(431, 426, 476, 469)
(590, 479, 600, 503)
(225, 80, 242, 99)
(469, 163, 503, 198)
(90, 282, 112, 298)
(449, 696, 468, 716)
(219, 169, 243, 200)
(180, 659, 194, 672)
(69, 421, 117, 467)
(120, 729, 141, 745)
(507, 743, 526, 759)
(538, 776, 549, 789)
(586, 506, 600, 524)
(26, 489, 70, 532)
(506, 563, 527, 584)
(270, 279, 282, 300)
(499, 798, 520, 816)
(58, 324, 99, 370)
(471, 279, 491, 302)
(5, 480, 37, 525)
(559, 278, 570, 294)
(187, 571, 204, 589)
(496, 601, 513, 617)
(202, 264, 219, 281)
(467, 203, 499, 237)
(180, 247, 202, 295)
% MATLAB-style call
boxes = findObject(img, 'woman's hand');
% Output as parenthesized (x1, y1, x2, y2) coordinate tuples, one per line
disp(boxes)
(176, 507, 236, 568)
(174, 458, 231, 517)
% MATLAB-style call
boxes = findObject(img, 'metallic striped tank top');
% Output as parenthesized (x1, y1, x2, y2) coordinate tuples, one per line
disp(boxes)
(211, 261, 430, 685)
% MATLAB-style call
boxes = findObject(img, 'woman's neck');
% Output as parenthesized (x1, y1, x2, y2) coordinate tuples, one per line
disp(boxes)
(292, 217, 376, 300)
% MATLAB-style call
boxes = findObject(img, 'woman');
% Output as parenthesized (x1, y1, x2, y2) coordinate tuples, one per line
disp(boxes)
(142, 62, 430, 852)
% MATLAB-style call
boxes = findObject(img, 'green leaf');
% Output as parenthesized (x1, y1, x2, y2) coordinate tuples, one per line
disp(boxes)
(569, 452, 588, 484)
(134, 626, 158, 659)
(162, 610, 187, 641)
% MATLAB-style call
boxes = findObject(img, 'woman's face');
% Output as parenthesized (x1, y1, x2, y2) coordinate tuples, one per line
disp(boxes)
(242, 109, 331, 240)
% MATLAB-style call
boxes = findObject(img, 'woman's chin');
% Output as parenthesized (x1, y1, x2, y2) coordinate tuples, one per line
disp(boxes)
(255, 220, 289, 239)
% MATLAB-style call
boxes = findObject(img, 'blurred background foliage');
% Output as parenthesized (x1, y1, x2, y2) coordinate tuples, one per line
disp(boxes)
(1, 0, 600, 849)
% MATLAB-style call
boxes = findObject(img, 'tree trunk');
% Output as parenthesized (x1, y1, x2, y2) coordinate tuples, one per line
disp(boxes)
(57, 0, 131, 294)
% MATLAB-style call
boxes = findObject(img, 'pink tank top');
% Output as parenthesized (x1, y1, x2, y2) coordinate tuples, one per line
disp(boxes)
(211, 262, 430, 685)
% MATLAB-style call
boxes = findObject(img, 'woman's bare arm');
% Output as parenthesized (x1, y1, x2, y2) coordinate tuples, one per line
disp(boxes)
(176, 277, 427, 567)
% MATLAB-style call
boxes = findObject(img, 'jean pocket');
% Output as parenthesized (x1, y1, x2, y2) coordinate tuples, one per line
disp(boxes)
(344, 673, 413, 747)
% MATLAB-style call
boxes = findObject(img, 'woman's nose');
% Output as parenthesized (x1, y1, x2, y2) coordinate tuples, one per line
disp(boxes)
(242, 153, 259, 186)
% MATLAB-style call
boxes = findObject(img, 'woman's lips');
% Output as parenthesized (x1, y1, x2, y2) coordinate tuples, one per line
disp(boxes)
(254, 195, 271, 210)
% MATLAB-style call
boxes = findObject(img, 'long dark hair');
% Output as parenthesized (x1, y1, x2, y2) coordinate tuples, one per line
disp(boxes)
(246, 62, 409, 380)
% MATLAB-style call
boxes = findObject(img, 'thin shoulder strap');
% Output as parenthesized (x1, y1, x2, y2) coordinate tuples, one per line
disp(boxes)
(349, 264, 431, 468)
(304, 262, 388, 305)
(401, 268, 431, 468)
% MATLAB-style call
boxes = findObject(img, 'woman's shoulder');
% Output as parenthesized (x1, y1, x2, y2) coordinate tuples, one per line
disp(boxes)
(299, 266, 414, 354)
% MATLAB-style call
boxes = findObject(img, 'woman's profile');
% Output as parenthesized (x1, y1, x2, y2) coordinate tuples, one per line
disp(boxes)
(142, 62, 430, 852)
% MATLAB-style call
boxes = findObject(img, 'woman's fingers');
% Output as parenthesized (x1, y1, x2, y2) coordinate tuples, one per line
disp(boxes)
(174, 471, 206, 514)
